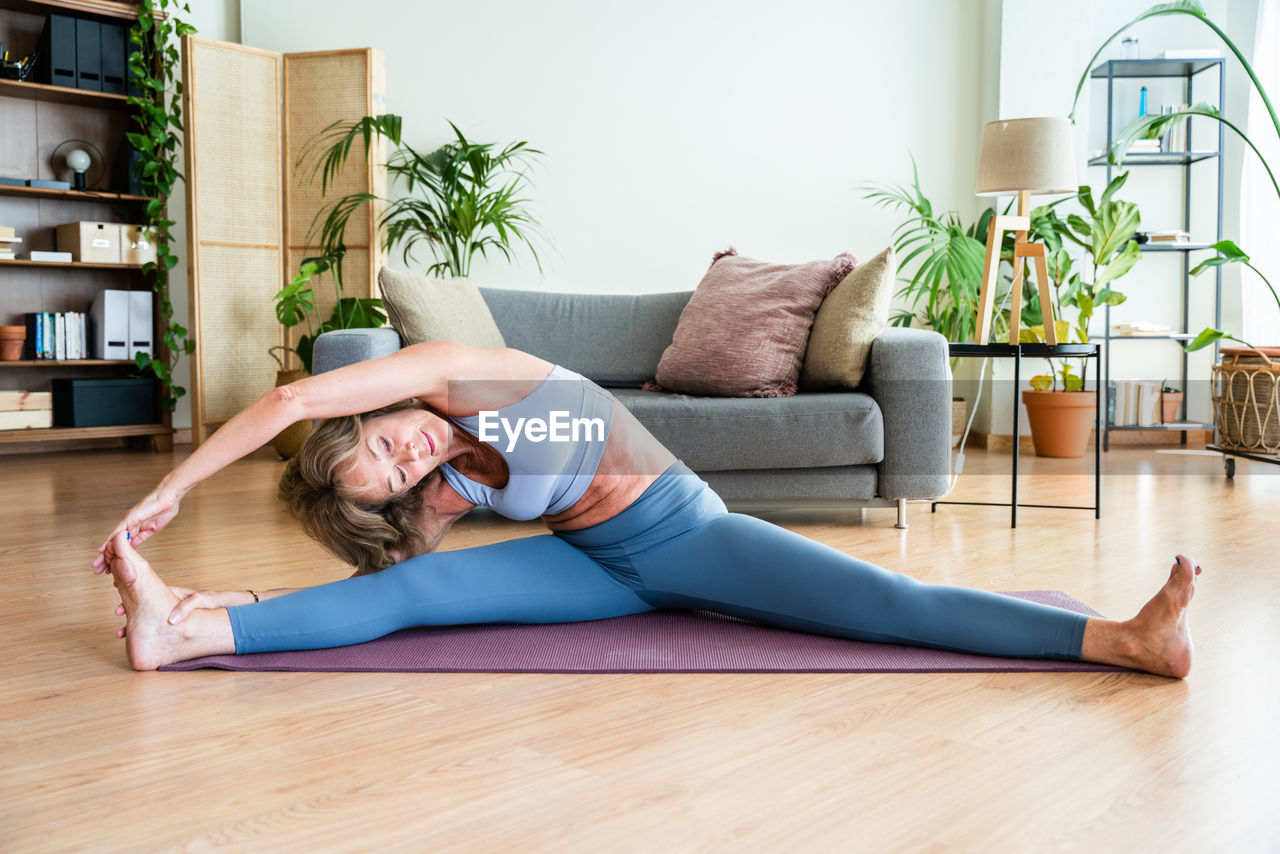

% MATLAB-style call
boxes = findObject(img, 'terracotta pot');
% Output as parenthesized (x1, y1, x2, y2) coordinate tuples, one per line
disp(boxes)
(0, 325, 25, 361)
(1161, 391, 1183, 423)
(269, 369, 312, 459)
(1021, 389, 1096, 458)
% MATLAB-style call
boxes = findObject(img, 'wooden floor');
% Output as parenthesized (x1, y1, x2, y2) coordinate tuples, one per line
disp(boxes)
(2, 443, 1277, 852)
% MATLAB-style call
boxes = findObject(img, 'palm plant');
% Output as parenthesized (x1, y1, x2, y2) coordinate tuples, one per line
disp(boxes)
(304, 115, 545, 279)
(861, 157, 999, 347)
(1069, 0, 1280, 353)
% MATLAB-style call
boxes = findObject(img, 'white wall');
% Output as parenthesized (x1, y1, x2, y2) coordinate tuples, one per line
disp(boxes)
(240, 0, 989, 296)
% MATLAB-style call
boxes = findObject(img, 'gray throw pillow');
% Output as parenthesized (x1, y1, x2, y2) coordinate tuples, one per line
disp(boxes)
(799, 246, 895, 390)
(377, 267, 506, 348)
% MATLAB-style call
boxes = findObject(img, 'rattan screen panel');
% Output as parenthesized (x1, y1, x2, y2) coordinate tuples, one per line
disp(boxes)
(284, 51, 374, 244)
(190, 43, 281, 245)
(197, 245, 283, 423)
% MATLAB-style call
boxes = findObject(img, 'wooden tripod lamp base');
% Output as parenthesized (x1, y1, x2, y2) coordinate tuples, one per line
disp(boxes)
(973, 190, 1057, 346)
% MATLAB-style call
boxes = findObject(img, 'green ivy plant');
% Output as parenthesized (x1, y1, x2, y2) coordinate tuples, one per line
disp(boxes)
(127, 0, 196, 411)
(273, 248, 387, 374)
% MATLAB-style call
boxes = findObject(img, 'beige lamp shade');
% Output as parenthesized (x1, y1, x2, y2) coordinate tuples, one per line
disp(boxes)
(975, 117, 1077, 196)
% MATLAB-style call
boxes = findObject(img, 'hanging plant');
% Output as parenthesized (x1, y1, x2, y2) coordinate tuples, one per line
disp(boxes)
(126, 0, 196, 411)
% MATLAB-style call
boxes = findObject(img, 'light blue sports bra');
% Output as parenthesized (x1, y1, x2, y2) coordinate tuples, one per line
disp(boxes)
(440, 365, 616, 520)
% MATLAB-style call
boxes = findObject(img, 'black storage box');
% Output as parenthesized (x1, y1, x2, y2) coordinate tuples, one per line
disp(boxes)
(52, 377, 155, 427)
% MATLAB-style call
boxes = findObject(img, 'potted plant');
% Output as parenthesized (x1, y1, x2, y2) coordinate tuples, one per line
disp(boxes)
(1018, 175, 1141, 457)
(1071, 0, 1280, 456)
(301, 116, 545, 279)
(268, 248, 387, 458)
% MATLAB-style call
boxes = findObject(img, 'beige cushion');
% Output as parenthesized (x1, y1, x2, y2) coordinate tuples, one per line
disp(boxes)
(800, 246, 896, 390)
(651, 249, 856, 397)
(377, 267, 506, 348)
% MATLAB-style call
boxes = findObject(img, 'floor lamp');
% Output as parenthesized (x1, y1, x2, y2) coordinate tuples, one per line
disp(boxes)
(973, 118, 1079, 345)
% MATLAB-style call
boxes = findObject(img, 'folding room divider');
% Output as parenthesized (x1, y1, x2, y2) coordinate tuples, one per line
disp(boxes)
(181, 37, 386, 446)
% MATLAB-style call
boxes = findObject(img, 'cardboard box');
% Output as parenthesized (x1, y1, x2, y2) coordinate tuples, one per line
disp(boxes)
(56, 221, 120, 264)
(120, 225, 157, 266)
(51, 377, 154, 427)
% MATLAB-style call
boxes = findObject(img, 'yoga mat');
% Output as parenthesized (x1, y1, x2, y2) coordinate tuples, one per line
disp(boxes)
(160, 591, 1128, 674)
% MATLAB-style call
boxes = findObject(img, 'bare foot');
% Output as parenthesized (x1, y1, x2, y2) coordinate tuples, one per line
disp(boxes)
(109, 531, 191, 671)
(1119, 554, 1201, 678)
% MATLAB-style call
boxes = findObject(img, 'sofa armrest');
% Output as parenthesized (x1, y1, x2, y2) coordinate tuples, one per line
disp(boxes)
(864, 327, 951, 500)
(311, 328, 403, 374)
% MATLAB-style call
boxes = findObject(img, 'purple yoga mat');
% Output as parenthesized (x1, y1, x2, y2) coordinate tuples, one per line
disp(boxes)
(160, 591, 1128, 674)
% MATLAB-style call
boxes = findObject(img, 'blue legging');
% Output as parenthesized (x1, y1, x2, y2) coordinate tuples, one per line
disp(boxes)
(228, 462, 1088, 660)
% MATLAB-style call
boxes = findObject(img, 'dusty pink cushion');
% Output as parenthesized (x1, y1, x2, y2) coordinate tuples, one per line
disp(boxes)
(650, 249, 857, 397)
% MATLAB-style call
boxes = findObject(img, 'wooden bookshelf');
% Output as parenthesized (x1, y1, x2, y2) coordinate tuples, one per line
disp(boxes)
(0, 0, 173, 454)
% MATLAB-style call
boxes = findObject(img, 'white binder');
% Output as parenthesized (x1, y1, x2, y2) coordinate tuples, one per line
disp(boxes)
(90, 290, 130, 360)
(129, 290, 153, 359)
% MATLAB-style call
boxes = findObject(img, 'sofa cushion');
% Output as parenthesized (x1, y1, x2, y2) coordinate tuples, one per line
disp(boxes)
(652, 249, 856, 398)
(378, 267, 506, 348)
(610, 388, 883, 471)
(800, 246, 896, 390)
(480, 288, 690, 387)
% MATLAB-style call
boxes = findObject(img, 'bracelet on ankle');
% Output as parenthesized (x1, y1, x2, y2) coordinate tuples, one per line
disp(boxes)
(247, 589, 259, 603)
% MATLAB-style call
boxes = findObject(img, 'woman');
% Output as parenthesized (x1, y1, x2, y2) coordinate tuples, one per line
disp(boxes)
(94, 341, 1199, 676)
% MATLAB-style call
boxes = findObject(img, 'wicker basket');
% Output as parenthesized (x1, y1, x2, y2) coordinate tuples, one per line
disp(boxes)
(1212, 347, 1280, 455)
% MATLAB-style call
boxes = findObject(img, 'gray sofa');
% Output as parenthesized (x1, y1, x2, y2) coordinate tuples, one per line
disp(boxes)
(313, 288, 952, 527)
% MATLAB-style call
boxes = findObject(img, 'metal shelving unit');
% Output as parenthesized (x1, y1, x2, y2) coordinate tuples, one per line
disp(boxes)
(1090, 58, 1225, 450)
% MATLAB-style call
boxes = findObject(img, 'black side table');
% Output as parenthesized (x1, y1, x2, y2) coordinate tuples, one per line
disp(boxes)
(932, 342, 1101, 528)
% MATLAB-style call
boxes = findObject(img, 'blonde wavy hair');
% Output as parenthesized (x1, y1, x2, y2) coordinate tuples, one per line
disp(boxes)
(278, 400, 439, 575)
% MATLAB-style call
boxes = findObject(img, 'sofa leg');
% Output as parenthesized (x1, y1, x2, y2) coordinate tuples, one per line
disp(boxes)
(895, 498, 908, 529)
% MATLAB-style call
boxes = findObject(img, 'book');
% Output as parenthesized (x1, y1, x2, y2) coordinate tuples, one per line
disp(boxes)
(23, 313, 41, 359)
(0, 391, 52, 411)
(27, 250, 71, 262)
(54, 312, 65, 360)
(0, 409, 53, 430)
(25, 179, 71, 190)
(0, 235, 21, 243)
(0, 225, 15, 238)
(42, 312, 54, 359)
(1137, 382, 1159, 427)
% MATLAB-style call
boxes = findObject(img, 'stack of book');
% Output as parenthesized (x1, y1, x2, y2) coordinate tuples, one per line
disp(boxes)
(1108, 380, 1165, 427)
(1130, 138, 1163, 154)
(0, 390, 52, 431)
(23, 312, 89, 361)
(0, 225, 20, 260)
